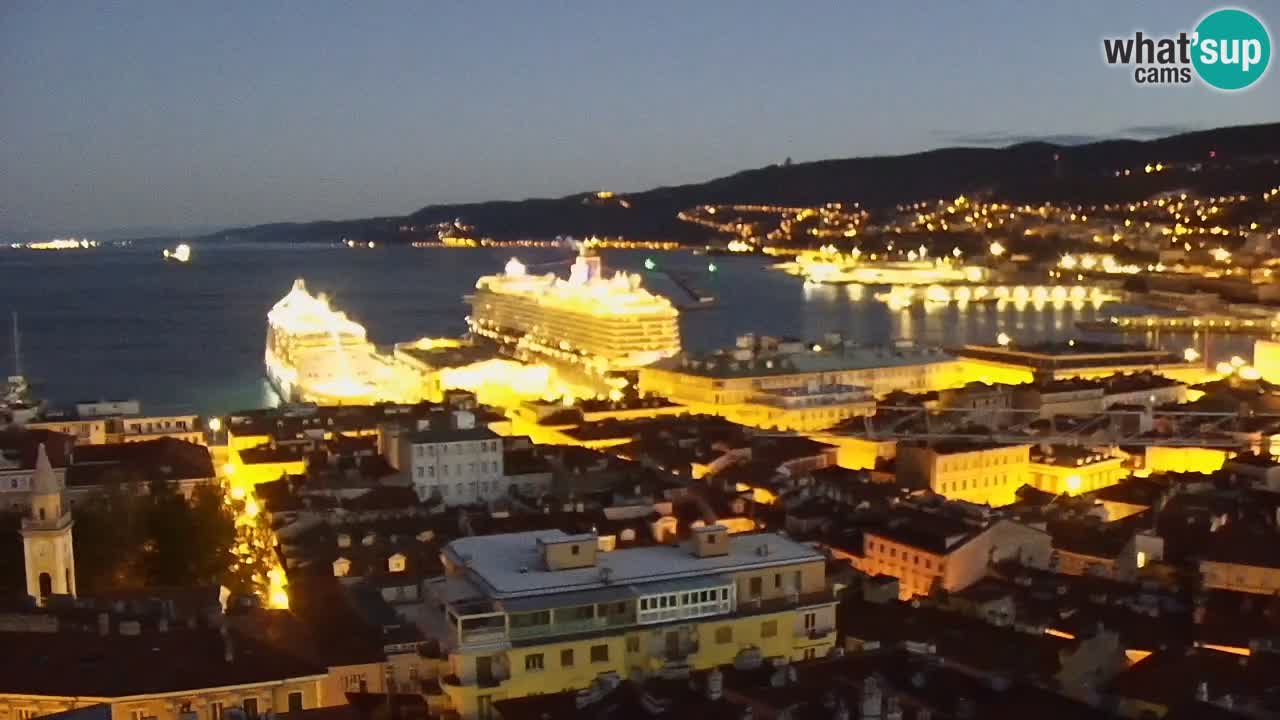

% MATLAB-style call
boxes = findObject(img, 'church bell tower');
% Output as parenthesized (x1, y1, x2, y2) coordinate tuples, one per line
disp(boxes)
(21, 443, 76, 604)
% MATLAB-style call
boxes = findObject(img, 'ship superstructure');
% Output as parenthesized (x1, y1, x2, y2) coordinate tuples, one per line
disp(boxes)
(264, 279, 382, 403)
(467, 249, 681, 373)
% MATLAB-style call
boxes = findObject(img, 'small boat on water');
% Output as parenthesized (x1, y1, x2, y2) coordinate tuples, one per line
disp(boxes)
(3, 313, 45, 424)
(163, 243, 192, 263)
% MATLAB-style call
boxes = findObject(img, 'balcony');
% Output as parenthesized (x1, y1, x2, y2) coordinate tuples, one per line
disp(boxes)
(508, 614, 632, 643)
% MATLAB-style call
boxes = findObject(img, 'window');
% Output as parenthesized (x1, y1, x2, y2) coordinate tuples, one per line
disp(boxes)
(749, 577, 762, 598)
(804, 612, 817, 630)
(18, 711, 40, 720)
(344, 673, 368, 691)
(761, 620, 777, 638)
(210, 702, 224, 720)
(243, 699, 259, 719)
(590, 644, 609, 663)
(288, 692, 304, 712)
(774, 573, 782, 588)
(128, 711, 146, 720)
(525, 653, 544, 671)
(626, 636, 640, 652)
(560, 648, 574, 667)
(715, 626, 733, 644)
(804, 648, 817, 660)
(707, 533, 717, 544)
(571, 544, 580, 555)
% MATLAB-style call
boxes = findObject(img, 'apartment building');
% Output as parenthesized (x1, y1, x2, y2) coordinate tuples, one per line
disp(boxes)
(855, 512, 1051, 600)
(423, 526, 837, 719)
(895, 441, 1031, 507)
(1028, 445, 1128, 496)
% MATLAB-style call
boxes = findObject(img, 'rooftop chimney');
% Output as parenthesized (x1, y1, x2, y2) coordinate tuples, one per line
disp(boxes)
(691, 524, 730, 558)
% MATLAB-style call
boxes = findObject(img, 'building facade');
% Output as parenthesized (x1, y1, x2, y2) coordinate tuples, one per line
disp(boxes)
(895, 443, 1031, 507)
(424, 527, 837, 719)
(392, 420, 505, 505)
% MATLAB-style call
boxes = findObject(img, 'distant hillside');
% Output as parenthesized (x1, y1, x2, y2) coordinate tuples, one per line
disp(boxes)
(207, 121, 1280, 245)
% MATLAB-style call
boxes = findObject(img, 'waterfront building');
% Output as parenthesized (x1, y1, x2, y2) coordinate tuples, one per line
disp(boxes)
(895, 441, 1031, 507)
(953, 341, 1205, 383)
(423, 526, 837, 718)
(639, 336, 964, 431)
(467, 250, 681, 374)
(27, 402, 203, 447)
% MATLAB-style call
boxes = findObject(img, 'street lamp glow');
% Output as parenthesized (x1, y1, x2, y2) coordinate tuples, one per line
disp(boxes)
(207, 417, 222, 433)
(988, 241, 1006, 257)
(996, 332, 1011, 347)
(1183, 348, 1200, 363)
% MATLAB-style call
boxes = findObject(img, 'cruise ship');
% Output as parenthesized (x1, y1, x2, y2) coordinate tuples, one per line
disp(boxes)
(467, 248, 681, 373)
(264, 279, 383, 403)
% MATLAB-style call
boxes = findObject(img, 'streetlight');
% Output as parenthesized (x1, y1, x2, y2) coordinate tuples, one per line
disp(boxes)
(1183, 348, 1200, 363)
(988, 241, 1006, 257)
(996, 332, 1011, 347)
(207, 417, 222, 434)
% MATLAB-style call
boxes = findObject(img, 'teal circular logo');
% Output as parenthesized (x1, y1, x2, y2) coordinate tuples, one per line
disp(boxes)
(1192, 8, 1271, 90)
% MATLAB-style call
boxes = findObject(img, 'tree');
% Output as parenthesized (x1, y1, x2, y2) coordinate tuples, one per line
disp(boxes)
(71, 478, 238, 594)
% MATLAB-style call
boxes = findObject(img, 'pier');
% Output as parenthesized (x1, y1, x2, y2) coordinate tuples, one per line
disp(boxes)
(1079, 314, 1280, 337)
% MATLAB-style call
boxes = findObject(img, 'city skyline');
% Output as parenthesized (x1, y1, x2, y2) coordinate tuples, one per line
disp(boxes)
(2, 0, 1278, 233)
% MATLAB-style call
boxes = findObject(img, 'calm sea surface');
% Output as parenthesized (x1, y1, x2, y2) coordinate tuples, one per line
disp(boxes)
(0, 243, 1241, 415)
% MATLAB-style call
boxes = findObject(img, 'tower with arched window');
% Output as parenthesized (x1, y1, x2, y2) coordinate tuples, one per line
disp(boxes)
(20, 442, 76, 604)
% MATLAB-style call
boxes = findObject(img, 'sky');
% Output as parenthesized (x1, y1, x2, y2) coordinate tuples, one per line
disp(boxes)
(1, 1, 1277, 235)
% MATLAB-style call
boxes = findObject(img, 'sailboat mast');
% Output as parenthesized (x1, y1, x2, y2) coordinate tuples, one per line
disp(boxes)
(11, 311, 20, 377)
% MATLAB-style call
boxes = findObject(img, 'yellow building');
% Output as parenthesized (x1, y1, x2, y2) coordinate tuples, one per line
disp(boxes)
(1141, 445, 1230, 475)
(424, 526, 837, 719)
(225, 445, 308, 487)
(0, 617, 326, 720)
(26, 415, 204, 447)
(953, 342, 1203, 383)
(895, 442, 1031, 507)
(638, 338, 968, 432)
(1028, 446, 1128, 495)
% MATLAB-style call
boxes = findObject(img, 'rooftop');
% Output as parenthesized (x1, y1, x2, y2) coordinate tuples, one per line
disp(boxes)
(443, 530, 821, 599)
(68, 438, 215, 487)
(0, 624, 326, 698)
(650, 343, 952, 379)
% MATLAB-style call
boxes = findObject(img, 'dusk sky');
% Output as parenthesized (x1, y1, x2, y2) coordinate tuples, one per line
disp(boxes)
(2, 1, 1277, 234)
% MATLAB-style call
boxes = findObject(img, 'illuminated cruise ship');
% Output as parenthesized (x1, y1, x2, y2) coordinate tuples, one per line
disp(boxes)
(467, 248, 681, 373)
(264, 279, 383, 403)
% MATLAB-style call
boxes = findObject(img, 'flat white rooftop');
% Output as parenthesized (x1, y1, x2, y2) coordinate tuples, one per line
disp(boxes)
(444, 529, 821, 600)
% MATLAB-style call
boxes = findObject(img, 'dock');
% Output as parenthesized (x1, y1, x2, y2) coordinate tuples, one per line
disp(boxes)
(1079, 313, 1280, 336)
